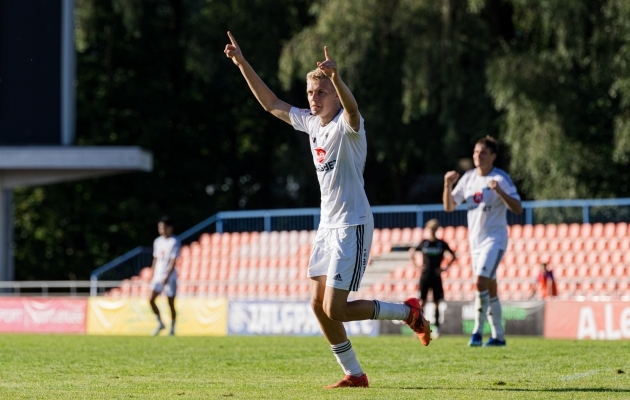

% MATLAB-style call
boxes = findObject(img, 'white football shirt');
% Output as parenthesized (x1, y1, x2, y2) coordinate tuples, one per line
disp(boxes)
(152, 235, 181, 282)
(290, 107, 372, 228)
(451, 167, 520, 250)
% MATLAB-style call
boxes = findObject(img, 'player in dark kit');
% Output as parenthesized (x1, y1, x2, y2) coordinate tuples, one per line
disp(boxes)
(409, 219, 456, 338)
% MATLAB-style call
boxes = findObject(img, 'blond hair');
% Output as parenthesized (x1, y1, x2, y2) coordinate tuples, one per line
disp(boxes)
(306, 68, 331, 83)
(425, 219, 440, 230)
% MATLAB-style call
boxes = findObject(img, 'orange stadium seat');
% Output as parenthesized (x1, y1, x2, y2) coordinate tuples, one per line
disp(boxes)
(615, 222, 628, 237)
(443, 226, 455, 241)
(510, 224, 522, 239)
(455, 226, 468, 241)
(579, 223, 592, 237)
(545, 224, 558, 238)
(557, 223, 569, 238)
(604, 222, 616, 237)
(522, 224, 534, 238)
(533, 224, 546, 239)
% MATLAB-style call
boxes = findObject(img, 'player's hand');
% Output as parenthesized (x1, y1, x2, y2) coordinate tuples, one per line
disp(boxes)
(224, 31, 245, 66)
(488, 179, 502, 193)
(317, 46, 338, 80)
(444, 170, 460, 186)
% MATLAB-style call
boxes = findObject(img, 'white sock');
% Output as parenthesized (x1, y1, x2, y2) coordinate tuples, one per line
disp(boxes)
(371, 300, 410, 320)
(472, 290, 490, 335)
(487, 296, 504, 341)
(331, 341, 363, 377)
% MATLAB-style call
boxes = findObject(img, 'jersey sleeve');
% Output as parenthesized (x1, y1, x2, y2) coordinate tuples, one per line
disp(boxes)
(451, 173, 467, 205)
(337, 111, 364, 137)
(152, 238, 159, 258)
(498, 174, 521, 200)
(289, 107, 314, 134)
(170, 238, 181, 259)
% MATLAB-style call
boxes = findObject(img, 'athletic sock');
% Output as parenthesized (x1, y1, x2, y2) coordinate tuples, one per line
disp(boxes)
(487, 296, 504, 341)
(472, 290, 490, 336)
(434, 303, 440, 328)
(371, 300, 410, 320)
(330, 340, 363, 377)
(156, 315, 163, 325)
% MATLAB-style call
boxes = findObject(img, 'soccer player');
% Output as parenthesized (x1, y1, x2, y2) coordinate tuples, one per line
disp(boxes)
(409, 219, 456, 338)
(224, 32, 430, 388)
(149, 216, 181, 336)
(442, 136, 522, 347)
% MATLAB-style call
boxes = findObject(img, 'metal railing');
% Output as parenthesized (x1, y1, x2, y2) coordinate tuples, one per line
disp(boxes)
(90, 198, 630, 294)
(0, 280, 122, 296)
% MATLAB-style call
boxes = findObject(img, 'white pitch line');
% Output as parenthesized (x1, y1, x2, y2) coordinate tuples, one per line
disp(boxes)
(559, 370, 600, 381)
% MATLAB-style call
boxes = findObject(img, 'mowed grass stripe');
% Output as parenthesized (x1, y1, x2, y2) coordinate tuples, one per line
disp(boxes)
(0, 335, 628, 399)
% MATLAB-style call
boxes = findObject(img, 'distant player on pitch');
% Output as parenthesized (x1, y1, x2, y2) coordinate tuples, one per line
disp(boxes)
(149, 216, 181, 336)
(409, 219, 456, 338)
(225, 31, 430, 388)
(442, 136, 522, 347)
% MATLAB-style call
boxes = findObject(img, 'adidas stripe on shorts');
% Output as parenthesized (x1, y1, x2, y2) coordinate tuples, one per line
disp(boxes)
(471, 245, 505, 279)
(307, 219, 374, 291)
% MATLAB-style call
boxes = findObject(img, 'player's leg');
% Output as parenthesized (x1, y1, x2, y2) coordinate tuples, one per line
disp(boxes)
(310, 276, 368, 388)
(165, 274, 177, 336)
(149, 283, 165, 336)
(484, 249, 505, 346)
(419, 275, 430, 308)
(308, 227, 367, 388)
(319, 221, 429, 343)
(469, 249, 490, 346)
(432, 277, 445, 338)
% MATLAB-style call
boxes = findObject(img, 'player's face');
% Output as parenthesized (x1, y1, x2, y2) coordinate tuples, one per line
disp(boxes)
(158, 222, 173, 237)
(473, 144, 496, 169)
(306, 79, 339, 116)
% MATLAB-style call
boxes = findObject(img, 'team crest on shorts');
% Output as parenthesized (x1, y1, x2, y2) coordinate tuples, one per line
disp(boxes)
(315, 147, 326, 163)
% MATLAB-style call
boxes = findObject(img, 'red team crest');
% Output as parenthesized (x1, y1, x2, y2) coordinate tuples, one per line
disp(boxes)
(315, 147, 326, 163)
(473, 191, 483, 204)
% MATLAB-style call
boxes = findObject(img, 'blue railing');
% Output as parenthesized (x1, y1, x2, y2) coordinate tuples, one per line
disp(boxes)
(90, 198, 630, 294)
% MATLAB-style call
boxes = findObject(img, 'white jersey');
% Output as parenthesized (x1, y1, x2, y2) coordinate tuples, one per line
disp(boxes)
(290, 107, 372, 228)
(152, 235, 181, 282)
(451, 167, 520, 250)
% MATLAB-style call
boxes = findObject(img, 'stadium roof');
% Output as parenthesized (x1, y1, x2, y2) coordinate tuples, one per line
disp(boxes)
(0, 146, 153, 188)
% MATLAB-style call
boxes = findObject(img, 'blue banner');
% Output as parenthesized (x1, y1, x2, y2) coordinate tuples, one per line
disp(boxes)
(228, 301, 379, 336)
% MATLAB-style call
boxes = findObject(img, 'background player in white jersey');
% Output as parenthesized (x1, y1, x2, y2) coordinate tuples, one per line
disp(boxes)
(149, 216, 181, 336)
(442, 136, 522, 347)
(224, 31, 430, 389)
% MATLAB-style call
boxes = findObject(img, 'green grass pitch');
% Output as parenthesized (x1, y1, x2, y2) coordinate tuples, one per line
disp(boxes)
(0, 334, 628, 399)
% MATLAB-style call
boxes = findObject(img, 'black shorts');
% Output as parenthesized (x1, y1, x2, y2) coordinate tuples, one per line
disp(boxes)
(419, 274, 444, 302)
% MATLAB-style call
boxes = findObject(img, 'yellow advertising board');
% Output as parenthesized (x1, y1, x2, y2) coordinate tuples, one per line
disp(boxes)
(86, 297, 227, 336)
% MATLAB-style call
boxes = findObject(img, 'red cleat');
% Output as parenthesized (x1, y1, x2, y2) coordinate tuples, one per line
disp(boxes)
(403, 297, 431, 346)
(323, 374, 369, 389)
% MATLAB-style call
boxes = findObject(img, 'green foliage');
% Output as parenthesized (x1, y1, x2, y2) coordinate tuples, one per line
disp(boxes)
(13, 0, 630, 280)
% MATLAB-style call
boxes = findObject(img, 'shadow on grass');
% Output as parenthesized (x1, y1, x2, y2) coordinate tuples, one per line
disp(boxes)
(398, 387, 630, 393)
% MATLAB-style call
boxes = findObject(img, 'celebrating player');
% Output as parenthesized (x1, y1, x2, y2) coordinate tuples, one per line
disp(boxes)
(442, 136, 522, 347)
(148, 216, 181, 336)
(224, 31, 430, 388)
(409, 219, 456, 338)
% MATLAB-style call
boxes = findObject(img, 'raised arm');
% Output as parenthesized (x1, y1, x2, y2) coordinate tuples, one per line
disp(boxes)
(317, 46, 360, 131)
(224, 31, 292, 124)
(443, 171, 460, 212)
(488, 180, 523, 215)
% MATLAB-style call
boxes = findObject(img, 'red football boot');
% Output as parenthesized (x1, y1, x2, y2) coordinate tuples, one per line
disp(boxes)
(323, 374, 369, 389)
(403, 297, 431, 346)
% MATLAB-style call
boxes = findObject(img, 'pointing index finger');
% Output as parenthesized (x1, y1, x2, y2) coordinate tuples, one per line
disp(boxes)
(227, 31, 239, 47)
(324, 46, 330, 60)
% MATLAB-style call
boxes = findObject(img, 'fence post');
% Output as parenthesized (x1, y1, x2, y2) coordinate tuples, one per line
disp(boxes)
(583, 205, 589, 224)
(90, 276, 97, 297)
(526, 207, 533, 225)
(416, 207, 423, 229)
(264, 212, 271, 232)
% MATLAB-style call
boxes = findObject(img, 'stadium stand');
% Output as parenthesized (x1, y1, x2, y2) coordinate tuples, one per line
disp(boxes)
(105, 222, 630, 302)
